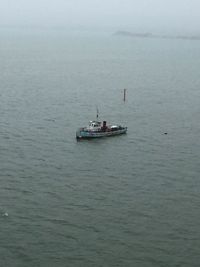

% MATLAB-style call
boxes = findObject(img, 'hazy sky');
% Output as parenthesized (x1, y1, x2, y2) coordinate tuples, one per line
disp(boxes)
(0, 0, 199, 33)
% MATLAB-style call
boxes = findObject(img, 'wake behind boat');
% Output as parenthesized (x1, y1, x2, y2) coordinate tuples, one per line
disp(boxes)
(76, 120, 127, 140)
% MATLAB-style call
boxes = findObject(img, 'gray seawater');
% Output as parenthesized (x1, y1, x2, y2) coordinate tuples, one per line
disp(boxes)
(0, 28, 200, 267)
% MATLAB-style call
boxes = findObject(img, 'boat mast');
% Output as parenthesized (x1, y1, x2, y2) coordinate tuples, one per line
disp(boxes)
(96, 106, 99, 120)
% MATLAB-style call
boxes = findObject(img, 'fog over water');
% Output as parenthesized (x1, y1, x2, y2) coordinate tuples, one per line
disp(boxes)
(0, 0, 200, 34)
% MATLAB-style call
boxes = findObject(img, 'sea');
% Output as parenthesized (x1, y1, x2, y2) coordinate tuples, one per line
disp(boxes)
(0, 27, 200, 267)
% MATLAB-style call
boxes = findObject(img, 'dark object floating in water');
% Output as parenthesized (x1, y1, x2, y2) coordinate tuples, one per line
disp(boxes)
(76, 120, 127, 140)
(164, 132, 168, 135)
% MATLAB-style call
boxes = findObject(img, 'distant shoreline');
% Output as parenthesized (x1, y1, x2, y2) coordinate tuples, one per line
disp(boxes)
(114, 30, 200, 41)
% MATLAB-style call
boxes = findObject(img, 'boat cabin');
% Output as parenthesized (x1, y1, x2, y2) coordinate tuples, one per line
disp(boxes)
(88, 121, 101, 129)
(111, 125, 121, 131)
(88, 121, 109, 131)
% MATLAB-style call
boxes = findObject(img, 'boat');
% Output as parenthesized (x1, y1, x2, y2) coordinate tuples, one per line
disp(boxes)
(76, 120, 127, 140)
